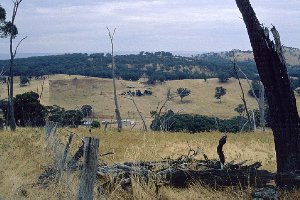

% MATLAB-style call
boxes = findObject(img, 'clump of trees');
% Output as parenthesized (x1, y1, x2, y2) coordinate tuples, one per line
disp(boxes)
(150, 110, 251, 133)
(0, 91, 45, 126)
(0, 91, 85, 127)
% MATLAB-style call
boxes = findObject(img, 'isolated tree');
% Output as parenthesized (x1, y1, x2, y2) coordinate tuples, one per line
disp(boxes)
(19, 75, 29, 86)
(236, 0, 300, 186)
(177, 87, 191, 102)
(234, 104, 245, 116)
(217, 72, 230, 83)
(107, 27, 122, 132)
(81, 105, 93, 118)
(214, 87, 226, 103)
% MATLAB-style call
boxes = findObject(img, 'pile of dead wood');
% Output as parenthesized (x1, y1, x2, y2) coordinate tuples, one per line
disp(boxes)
(97, 145, 274, 190)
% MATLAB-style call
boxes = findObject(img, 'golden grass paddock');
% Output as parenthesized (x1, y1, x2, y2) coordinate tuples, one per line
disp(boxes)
(2, 75, 300, 124)
(0, 128, 300, 199)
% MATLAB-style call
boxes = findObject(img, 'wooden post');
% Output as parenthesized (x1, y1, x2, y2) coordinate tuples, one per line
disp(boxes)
(77, 137, 99, 200)
(217, 135, 227, 169)
(56, 133, 74, 182)
(44, 121, 56, 138)
(67, 143, 84, 169)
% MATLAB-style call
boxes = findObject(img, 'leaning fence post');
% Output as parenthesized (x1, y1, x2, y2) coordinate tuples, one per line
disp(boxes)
(56, 133, 74, 182)
(77, 137, 99, 200)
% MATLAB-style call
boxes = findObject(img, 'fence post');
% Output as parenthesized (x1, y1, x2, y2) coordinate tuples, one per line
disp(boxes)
(56, 133, 74, 182)
(77, 137, 99, 200)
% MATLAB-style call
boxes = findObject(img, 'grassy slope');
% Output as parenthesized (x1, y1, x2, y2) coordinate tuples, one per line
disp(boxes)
(0, 74, 266, 125)
(2, 74, 300, 127)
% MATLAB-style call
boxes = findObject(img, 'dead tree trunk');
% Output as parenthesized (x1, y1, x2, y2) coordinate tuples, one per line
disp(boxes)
(235, 0, 300, 186)
(77, 137, 99, 200)
(107, 27, 122, 132)
(7, 0, 26, 131)
(259, 83, 266, 131)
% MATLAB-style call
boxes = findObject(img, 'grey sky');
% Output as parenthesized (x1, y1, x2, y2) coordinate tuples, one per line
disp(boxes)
(0, 0, 299, 54)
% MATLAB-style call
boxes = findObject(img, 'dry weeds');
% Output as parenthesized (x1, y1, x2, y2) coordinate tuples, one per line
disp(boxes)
(1, 128, 299, 199)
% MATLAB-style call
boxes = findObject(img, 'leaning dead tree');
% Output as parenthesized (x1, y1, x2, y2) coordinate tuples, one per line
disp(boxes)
(7, 0, 27, 131)
(236, 0, 300, 187)
(232, 52, 252, 130)
(236, 66, 266, 131)
(107, 27, 122, 132)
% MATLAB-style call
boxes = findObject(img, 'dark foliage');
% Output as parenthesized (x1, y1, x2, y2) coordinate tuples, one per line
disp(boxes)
(150, 110, 250, 133)
(0, 51, 262, 82)
(13, 92, 45, 126)
(46, 105, 83, 127)
(218, 72, 231, 83)
(91, 120, 100, 128)
(81, 105, 93, 118)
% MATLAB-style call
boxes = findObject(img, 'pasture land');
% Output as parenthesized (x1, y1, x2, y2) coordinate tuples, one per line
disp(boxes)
(0, 74, 267, 127)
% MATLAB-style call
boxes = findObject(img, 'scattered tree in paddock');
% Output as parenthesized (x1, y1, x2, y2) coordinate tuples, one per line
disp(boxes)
(214, 86, 226, 103)
(177, 87, 191, 102)
(234, 104, 245, 116)
(218, 72, 230, 83)
(81, 105, 93, 118)
(19, 75, 29, 86)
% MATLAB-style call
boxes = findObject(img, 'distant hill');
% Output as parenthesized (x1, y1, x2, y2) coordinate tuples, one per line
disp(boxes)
(216, 46, 300, 66)
(0, 48, 299, 82)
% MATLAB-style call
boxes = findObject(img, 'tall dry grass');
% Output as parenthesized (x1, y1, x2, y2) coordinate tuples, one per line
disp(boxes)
(0, 128, 299, 199)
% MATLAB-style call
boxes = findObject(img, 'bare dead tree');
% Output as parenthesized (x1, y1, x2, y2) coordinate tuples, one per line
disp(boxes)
(151, 88, 182, 131)
(232, 52, 252, 131)
(236, 66, 266, 131)
(236, 0, 300, 187)
(119, 81, 147, 131)
(258, 83, 265, 131)
(7, 0, 27, 131)
(107, 27, 122, 132)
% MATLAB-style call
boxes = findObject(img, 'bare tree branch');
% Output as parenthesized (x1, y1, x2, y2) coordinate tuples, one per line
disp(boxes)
(13, 36, 27, 58)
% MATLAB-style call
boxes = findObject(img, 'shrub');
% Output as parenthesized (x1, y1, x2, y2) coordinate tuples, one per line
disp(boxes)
(91, 120, 101, 128)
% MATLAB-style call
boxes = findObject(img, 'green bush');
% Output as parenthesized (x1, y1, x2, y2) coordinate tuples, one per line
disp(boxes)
(91, 120, 101, 128)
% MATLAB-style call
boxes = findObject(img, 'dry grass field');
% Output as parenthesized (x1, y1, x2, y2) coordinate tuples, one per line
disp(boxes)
(2, 74, 300, 127)
(0, 128, 299, 199)
(0, 74, 263, 126)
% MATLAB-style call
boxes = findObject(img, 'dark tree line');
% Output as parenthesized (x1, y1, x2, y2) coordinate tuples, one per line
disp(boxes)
(0, 51, 262, 82)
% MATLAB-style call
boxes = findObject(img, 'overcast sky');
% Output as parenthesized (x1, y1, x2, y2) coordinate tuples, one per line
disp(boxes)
(0, 0, 299, 54)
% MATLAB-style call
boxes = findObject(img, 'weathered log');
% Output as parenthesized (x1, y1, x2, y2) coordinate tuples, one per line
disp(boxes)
(252, 186, 279, 200)
(97, 159, 273, 188)
(158, 168, 274, 188)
